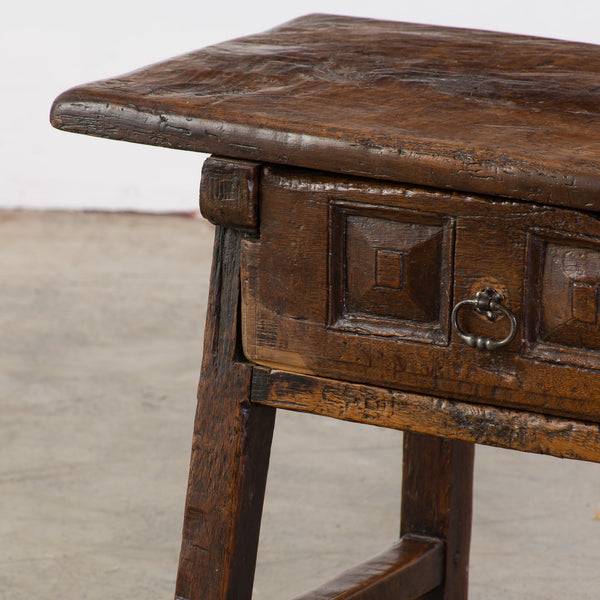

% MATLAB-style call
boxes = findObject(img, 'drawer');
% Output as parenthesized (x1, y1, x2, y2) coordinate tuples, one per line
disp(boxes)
(241, 165, 600, 421)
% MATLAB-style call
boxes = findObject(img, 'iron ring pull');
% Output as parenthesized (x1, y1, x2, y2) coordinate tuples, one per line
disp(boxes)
(451, 287, 518, 351)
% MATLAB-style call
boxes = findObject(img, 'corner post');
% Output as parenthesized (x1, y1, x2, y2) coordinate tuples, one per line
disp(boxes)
(175, 157, 273, 600)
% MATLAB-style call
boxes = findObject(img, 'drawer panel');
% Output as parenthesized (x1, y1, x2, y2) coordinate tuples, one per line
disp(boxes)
(526, 229, 600, 368)
(241, 166, 600, 421)
(328, 201, 454, 344)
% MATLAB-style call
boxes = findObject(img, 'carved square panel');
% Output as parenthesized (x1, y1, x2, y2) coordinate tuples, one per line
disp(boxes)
(526, 230, 600, 367)
(329, 201, 454, 344)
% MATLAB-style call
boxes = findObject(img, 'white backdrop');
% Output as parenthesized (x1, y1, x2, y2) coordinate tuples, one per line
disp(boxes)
(4, 0, 600, 212)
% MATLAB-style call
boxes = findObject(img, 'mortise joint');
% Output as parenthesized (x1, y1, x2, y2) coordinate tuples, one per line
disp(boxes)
(200, 156, 261, 231)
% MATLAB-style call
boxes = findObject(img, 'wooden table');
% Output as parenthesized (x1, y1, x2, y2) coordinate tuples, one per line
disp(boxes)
(51, 14, 600, 599)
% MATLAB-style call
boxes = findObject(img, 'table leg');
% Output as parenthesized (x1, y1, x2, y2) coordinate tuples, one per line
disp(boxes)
(401, 432, 475, 599)
(175, 227, 275, 600)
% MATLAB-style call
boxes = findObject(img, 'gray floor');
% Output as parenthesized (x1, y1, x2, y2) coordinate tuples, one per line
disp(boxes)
(2, 210, 600, 599)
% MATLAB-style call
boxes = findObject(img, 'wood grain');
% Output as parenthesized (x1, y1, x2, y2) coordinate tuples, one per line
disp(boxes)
(50, 14, 600, 211)
(242, 166, 600, 422)
(328, 200, 453, 345)
(48, 13, 600, 598)
(175, 227, 275, 600)
(199, 156, 260, 231)
(290, 536, 444, 600)
(401, 433, 474, 600)
(251, 368, 600, 463)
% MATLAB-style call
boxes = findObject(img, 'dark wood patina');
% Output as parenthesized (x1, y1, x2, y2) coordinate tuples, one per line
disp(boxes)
(51, 13, 600, 600)
(51, 13, 600, 211)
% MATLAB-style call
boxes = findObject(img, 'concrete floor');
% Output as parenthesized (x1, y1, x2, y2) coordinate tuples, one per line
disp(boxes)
(2, 210, 600, 599)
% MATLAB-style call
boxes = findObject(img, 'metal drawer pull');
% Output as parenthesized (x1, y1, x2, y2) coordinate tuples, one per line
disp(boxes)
(451, 287, 517, 350)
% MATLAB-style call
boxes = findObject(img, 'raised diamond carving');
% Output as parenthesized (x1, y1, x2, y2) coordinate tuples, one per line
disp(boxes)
(527, 233, 600, 361)
(329, 202, 453, 344)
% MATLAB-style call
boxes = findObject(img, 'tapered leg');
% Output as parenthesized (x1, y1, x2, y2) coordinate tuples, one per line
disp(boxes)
(175, 227, 276, 600)
(401, 432, 475, 599)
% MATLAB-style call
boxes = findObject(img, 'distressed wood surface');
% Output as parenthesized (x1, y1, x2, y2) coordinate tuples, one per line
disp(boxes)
(290, 536, 444, 600)
(251, 368, 600, 463)
(175, 227, 275, 600)
(199, 156, 260, 231)
(51, 13, 600, 211)
(400, 433, 474, 600)
(242, 166, 600, 423)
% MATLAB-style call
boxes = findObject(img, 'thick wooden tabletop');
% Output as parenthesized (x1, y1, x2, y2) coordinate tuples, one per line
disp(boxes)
(51, 14, 600, 211)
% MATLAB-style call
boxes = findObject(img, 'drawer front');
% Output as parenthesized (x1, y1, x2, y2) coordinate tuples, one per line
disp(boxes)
(241, 166, 600, 421)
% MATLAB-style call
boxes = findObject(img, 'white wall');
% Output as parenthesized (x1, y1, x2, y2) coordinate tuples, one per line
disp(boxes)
(4, 0, 600, 212)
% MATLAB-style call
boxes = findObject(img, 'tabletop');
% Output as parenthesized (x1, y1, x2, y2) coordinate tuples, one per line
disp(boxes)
(51, 13, 600, 211)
